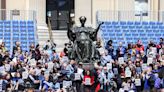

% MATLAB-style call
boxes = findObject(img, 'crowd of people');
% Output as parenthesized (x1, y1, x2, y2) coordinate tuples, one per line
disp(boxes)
(0, 37, 163, 92)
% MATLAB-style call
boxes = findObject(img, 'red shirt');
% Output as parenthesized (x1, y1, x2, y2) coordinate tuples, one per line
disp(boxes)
(136, 45, 144, 52)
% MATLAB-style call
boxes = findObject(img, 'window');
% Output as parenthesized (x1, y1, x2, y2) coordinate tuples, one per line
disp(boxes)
(135, 0, 148, 16)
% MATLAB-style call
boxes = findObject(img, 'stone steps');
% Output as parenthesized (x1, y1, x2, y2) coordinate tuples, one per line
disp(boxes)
(37, 28, 69, 53)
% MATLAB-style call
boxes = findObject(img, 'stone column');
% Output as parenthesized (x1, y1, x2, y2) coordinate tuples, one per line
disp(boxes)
(149, 0, 159, 21)
(0, 0, 1, 9)
(117, 0, 135, 21)
(36, 0, 46, 26)
(29, 0, 47, 27)
(0, 0, 1, 20)
(92, 0, 112, 27)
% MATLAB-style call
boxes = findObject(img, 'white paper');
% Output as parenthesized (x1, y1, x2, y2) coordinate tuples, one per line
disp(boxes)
(98, 48, 105, 55)
(74, 73, 81, 80)
(63, 81, 72, 88)
(118, 57, 124, 64)
(125, 68, 131, 77)
(0, 66, 5, 72)
(147, 58, 153, 65)
(135, 79, 141, 86)
(44, 70, 50, 75)
(113, 68, 118, 74)
(0, 39, 2, 45)
(0, 80, 3, 91)
(85, 78, 91, 85)
(142, 64, 147, 70)
(11, 72, 16, 77)
(22, 71, 29, 79)
(5, 64, 10, 71)
(35, 68, 41, 75)
(30, 59, 36, 66)
(13, 57, 17, 63)
(48, 62, 54, 70)
(107, 63, 112, 70)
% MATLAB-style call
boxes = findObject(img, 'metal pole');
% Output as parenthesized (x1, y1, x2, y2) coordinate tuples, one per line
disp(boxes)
(91, 0, 93, 24)
(158, 0, 160, 21)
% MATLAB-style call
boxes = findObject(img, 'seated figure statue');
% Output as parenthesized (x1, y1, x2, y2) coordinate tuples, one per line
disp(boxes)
(67, 16, 104, 63)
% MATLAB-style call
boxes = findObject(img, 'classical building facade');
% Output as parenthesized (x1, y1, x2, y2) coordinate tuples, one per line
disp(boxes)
(0, 0, 164, 29)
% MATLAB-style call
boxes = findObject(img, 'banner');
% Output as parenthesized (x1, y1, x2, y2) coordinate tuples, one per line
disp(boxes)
(74, 73, 81, 80)
(85, 78, 91, 85)
(118, 57, 124, 64)
(63, 81, 72, 88)
(135, 79, 141, 86)
(107, 63, 112, 70)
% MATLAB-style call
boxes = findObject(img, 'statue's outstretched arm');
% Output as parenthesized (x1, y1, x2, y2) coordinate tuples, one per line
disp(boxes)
(91, 22, 104, 41)
(95, 22, 104, 34)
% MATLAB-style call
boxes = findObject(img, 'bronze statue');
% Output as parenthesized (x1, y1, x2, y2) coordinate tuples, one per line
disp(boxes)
(67, 16, 104, 63)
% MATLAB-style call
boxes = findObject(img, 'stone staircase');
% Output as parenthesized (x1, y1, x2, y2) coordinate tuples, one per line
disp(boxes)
(37, 27, 49, 45)
(52, 30, 69, 52)
(37, 27, 69, 53)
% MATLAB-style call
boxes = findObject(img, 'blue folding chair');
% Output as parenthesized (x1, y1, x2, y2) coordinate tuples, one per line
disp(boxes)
(151, 26, 158, 29)
(149, 21, 155, 25)
(108, 33, 115, 37)
(146, 30, 153, 33)
(116, 33, 123, 36)
(125, 33, 131, 37)
(4, 21, 11, 27)
(147, 33, 154, 37)
(20, 27, 26, 31)
(134, 21, 141, 25)
(0, 27, 3, 31)
(135, 25, 142, 29)
(159, 25, 164, 29)
(142, 21, 148, 25)
(131, 30, 137, 33)
(129, 25, 135, 29)
(123, 30, 129, 33)
(119, 21, 126, 25)
(153, 30, 160, 33)
(20, 21, 26, 27)
(112, 21, 118, 25)
(156, 22, 163, 25)
(127, 21, 134, 25)
(121, 25, 128, 29)
(104, 21, 111, 25)
(113, 25, 120, 29)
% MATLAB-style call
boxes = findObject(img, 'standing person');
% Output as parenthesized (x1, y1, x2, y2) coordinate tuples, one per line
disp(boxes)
(82, 70, 94, 92)
(140, 50, 147, 64)
(157, 38, 163, 53)
(1, 42, 7, 53)
(12, 41, 21, 57)
(105, 40, 114, 58)
(63, 43, 69, 57)
(35, 44, 41, 61)
(99, 67, 114, 92)
(142, 67, 154, 92)
(116, 42, 126, 58)
(29, 43, 36, 59)
(134, 74, 142, 92)
(136, 40, 144, 53)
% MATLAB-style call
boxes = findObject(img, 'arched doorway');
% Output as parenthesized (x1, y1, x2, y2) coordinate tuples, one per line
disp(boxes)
(46, 0, 74, 30)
